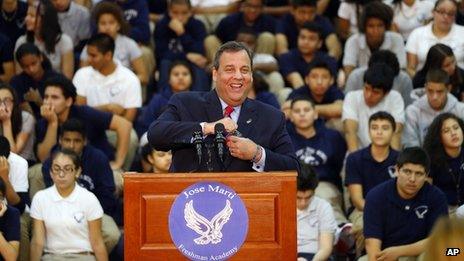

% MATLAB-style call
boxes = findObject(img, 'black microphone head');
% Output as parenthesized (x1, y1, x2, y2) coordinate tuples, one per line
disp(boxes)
(214, 123, 225, 133)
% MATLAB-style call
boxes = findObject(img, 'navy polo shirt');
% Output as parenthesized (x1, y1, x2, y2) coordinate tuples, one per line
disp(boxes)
(42, 145, 117, 216)
(0, 205, 20, 243)
(0, 0, 27, 44)
(256, 91, 280, 109)
(289, 123, 347, 189)
(0, 33, 13, 75)
(430, 151, 464, 206)
(36, 105, 114, 160)
(137, 87, 173, 136)
(215, 12, 276, 43)
(364, 179, 448, 249)
(287, 84, 343, 104)
(10, 69, 61, 118)
(275, 13, 334, 50)
(345, 146, 399, 197)
(278, 49, 338, 79)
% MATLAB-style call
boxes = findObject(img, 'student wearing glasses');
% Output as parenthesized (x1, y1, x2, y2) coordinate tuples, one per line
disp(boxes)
(406, 0, 464, 78)
(362, 147, 448, 261)
(30, 149, 107, 261)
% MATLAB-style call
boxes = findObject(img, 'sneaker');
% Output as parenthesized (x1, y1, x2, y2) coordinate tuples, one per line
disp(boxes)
(334, 223, 355, 254)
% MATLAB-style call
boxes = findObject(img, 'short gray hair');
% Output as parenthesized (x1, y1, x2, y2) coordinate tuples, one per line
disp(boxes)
(212, 41, 253, 70)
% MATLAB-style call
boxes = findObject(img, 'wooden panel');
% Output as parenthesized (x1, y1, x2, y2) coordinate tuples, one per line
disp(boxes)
(124, 172, 297, 260)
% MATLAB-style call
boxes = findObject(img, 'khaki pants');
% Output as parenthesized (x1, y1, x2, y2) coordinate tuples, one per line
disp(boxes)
(42, 253, 96, 261)
(358, 254, 422, 261)
(349, 209, 364, 256)
(195, 14, 226, 34)
(315, 181, 348, 224)
(19, 212, 31, 261)
(106, 128, 139, 171)
(28, 163, 45, 200)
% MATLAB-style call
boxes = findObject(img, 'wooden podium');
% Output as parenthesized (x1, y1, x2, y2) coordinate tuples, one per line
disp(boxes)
(124, 172, 297, 260)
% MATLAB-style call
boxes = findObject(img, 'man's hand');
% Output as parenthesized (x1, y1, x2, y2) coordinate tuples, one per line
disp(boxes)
(186, 53, 208, 68)
(226, 136, 259, 161)
(40, 104, 58, 123)
(203, 117, 237, 135)
(376, 246, 401, 261)
(169, 18, 185, 35)
(24, 88, 42, 105)
(0, 105, 12, 121)
(0, 156, 9, 181)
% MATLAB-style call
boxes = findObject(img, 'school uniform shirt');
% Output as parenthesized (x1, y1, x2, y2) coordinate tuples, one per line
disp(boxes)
(345, 145, 399, 197)
(42, 145, 117, 216)
(57, 1, 91, 47)
(429, 150, 464, 206)
(287, 84, 344, 104)
(364, 179, 448, 249)
(289, 123, 347, 188)
(30, 184, 103, 254)
(0, 33, 13, 75)
(215, 12, 276, 42)
(0, 0, 27, 44)
(0, 205, 20, 252)
(297, 196, 337, 254)
(279, 49, 338, 78)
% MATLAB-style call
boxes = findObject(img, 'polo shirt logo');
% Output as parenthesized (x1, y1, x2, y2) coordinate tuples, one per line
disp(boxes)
(388, 165, 396, 178)
(73, 212, 84, 223)
(110, 86, 122, 97)
(414, 206, 428, 219)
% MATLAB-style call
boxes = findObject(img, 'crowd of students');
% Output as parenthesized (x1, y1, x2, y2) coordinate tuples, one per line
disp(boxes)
(1, 0, 464, 260)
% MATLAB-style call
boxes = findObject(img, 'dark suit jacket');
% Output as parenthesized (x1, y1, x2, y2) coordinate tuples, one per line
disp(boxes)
(147, 90, 299, 173)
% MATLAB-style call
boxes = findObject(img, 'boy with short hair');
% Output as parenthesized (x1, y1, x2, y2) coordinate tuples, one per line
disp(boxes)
(363, 147, 448, 260)
(288, 61, 343, 119)
(342, 63, 404, 152)
(297, 163, 337, 261)
(141, 143, 172, 173)
(279, 22, 337, 89)
(345, 111, 399, 255)
(289, 97, 347, 224)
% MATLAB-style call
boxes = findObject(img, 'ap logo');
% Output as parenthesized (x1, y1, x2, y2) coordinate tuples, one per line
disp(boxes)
(169, 181, 248, 261)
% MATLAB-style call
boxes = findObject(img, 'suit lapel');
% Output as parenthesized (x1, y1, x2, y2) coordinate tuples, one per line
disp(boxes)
(205, 90, 224, 122)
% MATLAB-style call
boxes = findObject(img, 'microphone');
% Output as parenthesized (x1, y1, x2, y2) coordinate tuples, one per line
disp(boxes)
(192, 126, 203, 166)
(214, 123, 226, 163)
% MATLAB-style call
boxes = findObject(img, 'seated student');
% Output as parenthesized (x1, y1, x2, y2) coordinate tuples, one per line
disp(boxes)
(0, 32, 14, 83)
(74, 33, 142, 123)
(136, 60, 193, 137)
(287, 61, 344, 120)
(235, 28, 285, 103)
(190, 0, 241, 34)
(279, 22, 338, 89)
(390, 0, 434, 42)
(297, 163, 337, 261)
(10, 43, 61, 119)
(343, 1, 406, 79)
(140, 143, 172, 174)
(423, 113, 464, 214)
(204, 0, 277, 62)
(0, 83, 36, 164)
(37, 119, 120, 254)
(247, 72, 280, 109)
(413, 44, 464, 101)
(345, 111, 399, 256)
(403, 69, 464, 148)
(345, 50, 414, 107)
(289, 97, 347, 224)
(342, 63, 404, 152)
(362, 147, 449, 261)
(30, 149, 107, 260)
(35, 75, 132, 171)
(275, 0, 341, 60)
(0, 178, 20, 261)
(51, 0, 91, 51)
(0, 0, 27, 45)
(80, 1, 148, 86)
(15, 0, 74, 79)
(154, 0, 209, 92)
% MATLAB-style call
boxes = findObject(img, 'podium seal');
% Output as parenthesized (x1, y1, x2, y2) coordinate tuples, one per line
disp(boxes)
(169, 181, 249, 260)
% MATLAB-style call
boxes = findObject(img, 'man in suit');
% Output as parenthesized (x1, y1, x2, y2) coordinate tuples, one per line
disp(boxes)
(148, 41, 298, 173)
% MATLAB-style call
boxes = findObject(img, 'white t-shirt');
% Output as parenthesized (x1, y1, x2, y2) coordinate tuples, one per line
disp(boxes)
(297, 196, 337, 254)
(342, 89, 405, 148)
(7, 152, 28, 193)
(190, 0, 239, 7)
(73, 62, 142, 109)
(392, 0, 434, 40)
(406, 23, 464, 70)
(80, 34, 142, 69)
(14, 34, 73, 73)
(30, 184, 103, 254)
(338, 1, 359, 36)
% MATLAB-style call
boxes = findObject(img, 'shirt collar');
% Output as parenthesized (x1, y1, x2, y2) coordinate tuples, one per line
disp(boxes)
(218, 97, 242, 116)
(50, 183, 80, 203)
